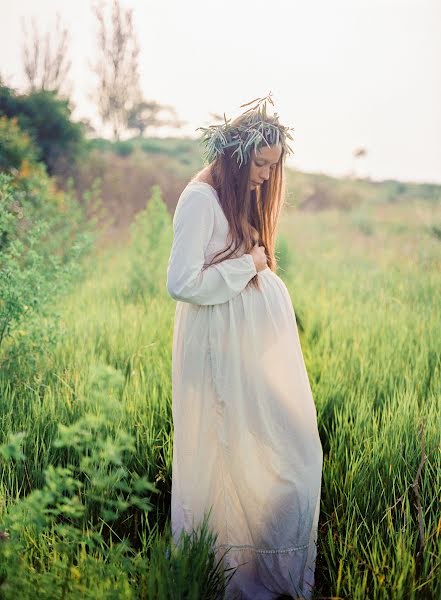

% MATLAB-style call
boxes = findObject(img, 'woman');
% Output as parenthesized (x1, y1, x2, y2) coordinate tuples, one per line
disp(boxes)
(166, 96, 323, 600)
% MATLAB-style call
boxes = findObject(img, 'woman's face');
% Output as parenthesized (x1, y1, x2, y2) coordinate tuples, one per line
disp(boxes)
(249, 144, 282, 190)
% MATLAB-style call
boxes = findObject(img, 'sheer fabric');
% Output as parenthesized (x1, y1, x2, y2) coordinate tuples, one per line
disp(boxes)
(167, 181, 323, 599)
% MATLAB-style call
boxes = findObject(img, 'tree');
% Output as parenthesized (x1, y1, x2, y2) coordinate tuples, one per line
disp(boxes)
(20, 12, 73, 98)
(0, 84, 85, 176)
(90, 0, 142, 141)
(127, 100, 185, 137)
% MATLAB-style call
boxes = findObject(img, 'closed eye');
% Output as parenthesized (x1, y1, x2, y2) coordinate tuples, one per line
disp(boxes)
(255, 161, 277, 169)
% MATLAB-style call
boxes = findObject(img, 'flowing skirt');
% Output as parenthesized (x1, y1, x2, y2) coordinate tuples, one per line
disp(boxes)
(171, 268, 323, 599)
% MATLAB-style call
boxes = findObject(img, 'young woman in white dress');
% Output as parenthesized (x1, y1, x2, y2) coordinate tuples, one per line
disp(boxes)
(166, 96, 323, 600)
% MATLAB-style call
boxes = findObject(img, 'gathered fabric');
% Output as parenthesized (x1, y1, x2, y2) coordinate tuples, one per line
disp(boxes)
(167, 181, 323, 600)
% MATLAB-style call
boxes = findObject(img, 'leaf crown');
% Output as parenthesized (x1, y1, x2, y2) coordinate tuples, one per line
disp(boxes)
(195, 92, 294, 167)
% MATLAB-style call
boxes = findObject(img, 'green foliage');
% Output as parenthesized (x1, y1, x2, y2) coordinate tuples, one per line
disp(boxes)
(0, 169, 99, 376)
(0, 173, 439, 597)
(113, 140, 134, 157)
(0, 432, 26, 462)
(0, 84, 85, 175)
(145, 515, 237, 599)
(0, 386, 232, 599)
(351, 208, 375, 236)
(275, 233, 291, 277)
(0, 116, 39, 171)
(140, 138, 168, 154)
(427, 223, 441, 241)
(0, 398, 158, 599)
(84, 137, 196, 163)
(125, 184, 173, 302)
(138, 138, 196, 161)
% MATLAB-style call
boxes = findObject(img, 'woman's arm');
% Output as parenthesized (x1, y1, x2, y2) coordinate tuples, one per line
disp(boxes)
(166, 188, 257, 305)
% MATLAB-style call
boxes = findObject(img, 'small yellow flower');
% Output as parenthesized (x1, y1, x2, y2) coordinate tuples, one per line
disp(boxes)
(70, 565, 81, 580)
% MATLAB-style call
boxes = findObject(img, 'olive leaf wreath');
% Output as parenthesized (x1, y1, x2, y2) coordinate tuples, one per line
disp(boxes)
(195, 91, 295, 167)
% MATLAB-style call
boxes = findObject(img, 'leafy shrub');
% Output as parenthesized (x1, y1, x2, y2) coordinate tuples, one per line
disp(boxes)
(0, 167, 100, 377)
(428, 223, 441, 241)
(125, 184, 173, 302)
(113, 140, 134, 157)
(0, 116, 39, 171)
(0, 390, 233, 599)
(0, 397, 158, 599)
(140, 139, 164, 154)
(0, 84, 85, 175)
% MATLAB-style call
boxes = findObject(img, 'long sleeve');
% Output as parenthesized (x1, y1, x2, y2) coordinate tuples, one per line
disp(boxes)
(166, 188, 257, 305)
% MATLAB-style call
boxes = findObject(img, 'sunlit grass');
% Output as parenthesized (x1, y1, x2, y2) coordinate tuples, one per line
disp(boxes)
(0, 194, 440, 598)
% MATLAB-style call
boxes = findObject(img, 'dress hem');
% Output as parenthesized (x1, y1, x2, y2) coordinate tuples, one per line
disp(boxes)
(214, 542, 310, 554)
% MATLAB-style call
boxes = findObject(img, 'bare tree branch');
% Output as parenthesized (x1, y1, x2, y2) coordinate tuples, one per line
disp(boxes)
(90, 0, 142, 141)
(20, 12, 72, 97)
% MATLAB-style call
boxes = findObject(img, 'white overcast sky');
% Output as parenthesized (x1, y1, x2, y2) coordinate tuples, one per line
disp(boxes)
(1, 0, 440, 184)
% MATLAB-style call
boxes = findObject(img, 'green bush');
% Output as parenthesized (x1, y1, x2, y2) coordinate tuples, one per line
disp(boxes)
(0, 398, 158, 599)
(0, 168, 99, 377)
(113, 141, 134, 157)
(0, 389, 233, 599)
(140, 139, 164, 154)
(0, 116, 39, 172)
(428, 223, 441, 241)
(0, 84, 85, 175)
(125, 184, 173, 303)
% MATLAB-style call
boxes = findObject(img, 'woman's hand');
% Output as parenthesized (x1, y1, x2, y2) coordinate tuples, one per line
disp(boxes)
(249, 242, 268, 272)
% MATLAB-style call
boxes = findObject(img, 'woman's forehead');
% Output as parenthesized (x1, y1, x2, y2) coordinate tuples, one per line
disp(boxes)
(254, 144, 282, 161)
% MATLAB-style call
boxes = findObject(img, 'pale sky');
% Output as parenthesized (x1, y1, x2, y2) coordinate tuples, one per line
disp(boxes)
(1, 0, 440, 184)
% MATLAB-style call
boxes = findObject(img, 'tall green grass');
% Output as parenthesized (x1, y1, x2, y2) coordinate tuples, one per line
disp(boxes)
(0, 189, 440, 598)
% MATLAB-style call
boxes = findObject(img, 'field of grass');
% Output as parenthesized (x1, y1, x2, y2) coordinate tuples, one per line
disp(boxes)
(0, 187, 440, 598)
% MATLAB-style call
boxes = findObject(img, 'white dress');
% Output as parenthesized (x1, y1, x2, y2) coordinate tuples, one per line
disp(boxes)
(166, 181, 323, 600)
